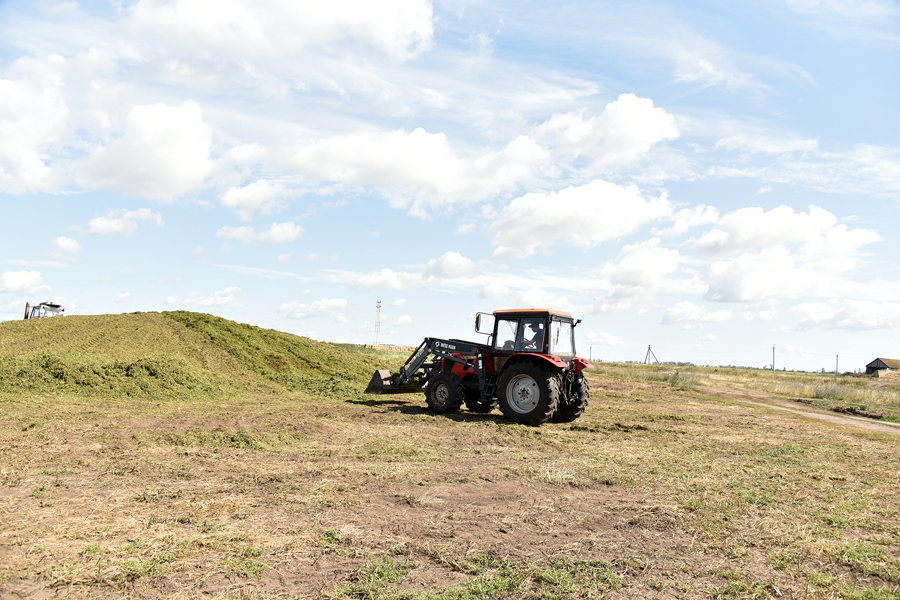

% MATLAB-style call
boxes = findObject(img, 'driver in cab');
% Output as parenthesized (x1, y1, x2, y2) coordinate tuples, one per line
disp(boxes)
(523, 320, 544, 351)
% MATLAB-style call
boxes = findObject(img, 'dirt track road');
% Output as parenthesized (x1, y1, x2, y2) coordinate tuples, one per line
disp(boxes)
(698, 385, 900, 436)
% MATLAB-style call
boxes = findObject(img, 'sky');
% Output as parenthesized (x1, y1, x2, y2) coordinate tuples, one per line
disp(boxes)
(1, 0, 899, 372)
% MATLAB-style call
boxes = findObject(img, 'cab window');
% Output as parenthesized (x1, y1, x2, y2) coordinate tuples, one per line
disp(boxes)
(494, 318, 519, 351)
(549, 320, 575, 357)
(516, 318, 545, 352)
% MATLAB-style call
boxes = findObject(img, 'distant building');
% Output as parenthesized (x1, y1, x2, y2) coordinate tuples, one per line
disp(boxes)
(865, 358, 900, 375)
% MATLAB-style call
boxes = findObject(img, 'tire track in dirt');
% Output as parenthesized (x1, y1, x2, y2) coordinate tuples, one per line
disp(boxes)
(698, 385, 900, 436)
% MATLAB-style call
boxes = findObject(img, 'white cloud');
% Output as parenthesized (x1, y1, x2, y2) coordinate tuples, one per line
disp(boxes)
(293, 127, 550, 213)
(693, 205, 880, 257)
(394, 314, 412, 326)
(77, 101, 213, 199)
(216, 221, 304, 243)
(0, 57, 68, 194)
(716, 135, 818, 154)
(702, 334, 717, 342)
(280, 297, 348, 320)
(661, 301, 732, 329)
(48, 236, 82, 261)
(704, 246, 844, 302)
(0, 271, 51, 295)
(517, 287, 569, 308)
(533, 93, 679, 170)
(584, 331, 624, 346)
(757, 186, 772, 194)
(83, 208, 165, 235)
(128, 0, 434, 61)
(352, 268, 422, 290)
(600, 238, 680, 288)
(193, 246, 205, 259)
(491, 179, 673, 259)
(276, 253, 290, 263)
(655, 205, 719, 237)
(422, 251, 476, 278)
(792, 300, 900, 331)
(166, 287, 243, 311)
(221, 179, 296, 221)
(480, 283, 511, 299)
(115, 292, 131, 302)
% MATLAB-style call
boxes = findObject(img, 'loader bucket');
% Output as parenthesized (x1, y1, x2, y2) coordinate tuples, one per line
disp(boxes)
(364, 370, 426, 395)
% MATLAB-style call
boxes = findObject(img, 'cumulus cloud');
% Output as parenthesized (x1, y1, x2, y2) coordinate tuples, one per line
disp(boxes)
(221, 179, 296, 221)
(352, 268, 422, 290)
(0, 57, 68, 194)
(517, 287, 570, 308)
(115, 292, 131, 302)
(0, 271, 51, 295)
(655, 205, 719, 237)
(661, 301, 732, 328)
(216, 221, 304, 242)
(533, 93, 679, 170)
(693, 205, 879, 257)
(394, 314, 412, 326)
(480, 283, 511, 299)
(280, 297, 348, 320)
(422, 252, 476, 278)
(392, 299, 407, 306)
(491, 179, 673, 259)
(792, 300, 900, 331)
(77, 101, 213, 199)
(48, 236, 82, 261)
(128, 0, 434, 61)
(293, 128, 550, 213)
(600, 238, 680, 288)
(165, 287, 242, 311)
(83, 208, 164, 235)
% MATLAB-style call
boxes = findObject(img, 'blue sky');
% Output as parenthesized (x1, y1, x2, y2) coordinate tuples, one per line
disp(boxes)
(1, 0, 898, 372)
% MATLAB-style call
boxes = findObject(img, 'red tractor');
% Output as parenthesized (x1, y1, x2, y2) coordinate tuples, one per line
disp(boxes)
(365, 308, 593, 425)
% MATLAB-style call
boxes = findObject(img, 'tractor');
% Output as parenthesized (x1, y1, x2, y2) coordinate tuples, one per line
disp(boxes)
(365, 308, 593, 425)
(24, 302, 65, 319)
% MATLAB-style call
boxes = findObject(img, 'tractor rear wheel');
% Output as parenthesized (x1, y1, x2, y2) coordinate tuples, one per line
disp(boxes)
(464, 389, 494, 413)
(551, 373, 589, 422)
(497, 363, 559, 425)
(425, 373, 464, 414)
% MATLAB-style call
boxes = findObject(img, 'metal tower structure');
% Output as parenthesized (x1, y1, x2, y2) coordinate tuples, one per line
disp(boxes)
(374, 300, 382, 346)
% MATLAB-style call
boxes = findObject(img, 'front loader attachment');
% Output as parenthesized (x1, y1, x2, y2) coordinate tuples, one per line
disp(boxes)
(364, 370, 426, 395)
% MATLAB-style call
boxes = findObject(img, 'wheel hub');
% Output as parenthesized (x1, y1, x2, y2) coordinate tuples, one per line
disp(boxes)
(507, 374, 539, 413)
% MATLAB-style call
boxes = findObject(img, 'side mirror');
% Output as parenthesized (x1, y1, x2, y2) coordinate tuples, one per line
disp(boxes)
(475, 314, 481, 331)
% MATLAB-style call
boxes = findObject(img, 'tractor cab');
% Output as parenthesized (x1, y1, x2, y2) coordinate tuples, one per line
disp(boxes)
(24, 302, 65, 320)
(480, 309, 578, 373)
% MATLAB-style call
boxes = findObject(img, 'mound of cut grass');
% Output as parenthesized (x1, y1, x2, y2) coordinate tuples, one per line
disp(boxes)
(0, 351, 235, 401)
(160, 311, 406, 399)
(0, 311, 408, 401)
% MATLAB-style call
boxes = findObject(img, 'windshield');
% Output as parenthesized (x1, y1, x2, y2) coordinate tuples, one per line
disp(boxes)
(549, 320, 575, 357)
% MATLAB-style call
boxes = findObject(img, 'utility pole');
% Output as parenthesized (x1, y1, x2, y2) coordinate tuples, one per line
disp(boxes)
(772, 344, 775, 372)
(589, 346, 592, 361)
(644, 345, 659, 365)
(836, 354, 839, 375)
(373, 300, 382, 346)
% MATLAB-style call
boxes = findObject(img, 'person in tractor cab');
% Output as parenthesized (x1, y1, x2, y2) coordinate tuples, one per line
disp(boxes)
(522, 319, 544, 351)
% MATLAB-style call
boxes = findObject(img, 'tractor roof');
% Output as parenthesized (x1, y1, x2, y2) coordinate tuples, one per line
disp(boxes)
(492, 308, 573, 318)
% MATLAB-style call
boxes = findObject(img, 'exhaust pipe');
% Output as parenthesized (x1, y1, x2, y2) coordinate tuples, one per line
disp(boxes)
(24, 302, 30, 320)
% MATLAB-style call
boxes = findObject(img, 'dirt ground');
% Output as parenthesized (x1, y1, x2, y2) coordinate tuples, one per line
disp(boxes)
(1, 372, 898, 599)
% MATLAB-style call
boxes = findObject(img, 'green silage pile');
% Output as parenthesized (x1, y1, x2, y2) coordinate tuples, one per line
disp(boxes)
(0, 351, 235, 400)
(160, 311, 402, 399)
(0, 311, 405, 401)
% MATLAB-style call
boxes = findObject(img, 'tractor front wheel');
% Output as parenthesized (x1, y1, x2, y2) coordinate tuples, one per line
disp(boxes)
(497, 363, 559, 425)
(425, 373, 464, 414)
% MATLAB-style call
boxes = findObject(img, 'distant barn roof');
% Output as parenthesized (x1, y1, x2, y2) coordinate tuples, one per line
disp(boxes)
(866, 358, 900, 369)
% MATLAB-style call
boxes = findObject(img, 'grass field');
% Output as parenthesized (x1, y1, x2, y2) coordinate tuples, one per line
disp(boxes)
(0, 313, 898, 599)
